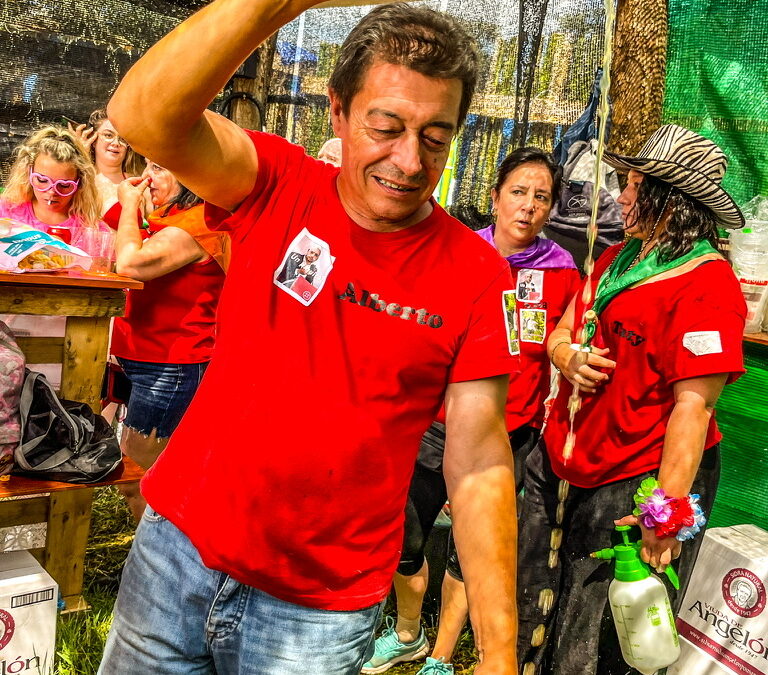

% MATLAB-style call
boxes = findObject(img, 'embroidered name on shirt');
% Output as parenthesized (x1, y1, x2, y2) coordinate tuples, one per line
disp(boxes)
(612, 320, 646, 346)
(338, 282, 444, 328)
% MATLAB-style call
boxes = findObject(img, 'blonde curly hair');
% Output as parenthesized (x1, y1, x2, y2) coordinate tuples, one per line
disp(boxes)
(3, 124, 102, 229)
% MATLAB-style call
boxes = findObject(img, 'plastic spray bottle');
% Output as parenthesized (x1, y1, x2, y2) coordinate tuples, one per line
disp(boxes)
(592, 525, 681, 675)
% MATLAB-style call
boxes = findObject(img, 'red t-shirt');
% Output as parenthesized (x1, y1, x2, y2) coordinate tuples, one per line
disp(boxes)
(141, 132, 518, 610)
(110, 204, 227, 364)
(544, 244, 746, 488)
(507, 265, 579, 430)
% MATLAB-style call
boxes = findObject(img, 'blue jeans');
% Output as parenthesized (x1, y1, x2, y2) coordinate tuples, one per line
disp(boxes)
(116, 358, 207, 439)
(99, 508, 384, 674)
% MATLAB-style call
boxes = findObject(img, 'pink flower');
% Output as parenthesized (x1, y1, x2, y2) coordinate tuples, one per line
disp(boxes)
(638, 488, 672, 528)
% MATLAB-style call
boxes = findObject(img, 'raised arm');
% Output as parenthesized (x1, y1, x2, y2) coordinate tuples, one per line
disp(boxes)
(108, 0, 322, 211)
(115, 177, 208, 281)
(443, 375, 517, 674)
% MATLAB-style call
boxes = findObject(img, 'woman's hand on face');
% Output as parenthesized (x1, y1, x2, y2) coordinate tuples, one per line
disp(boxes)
(559, 346, 616, 394)
(118, 176, 151, 210)
(69, 123, 96, 150)
(614, 514, 682, 573)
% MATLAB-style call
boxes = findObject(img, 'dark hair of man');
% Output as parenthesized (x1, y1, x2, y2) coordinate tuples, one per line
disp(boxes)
(328, 4, 479, 127)
(494, 147, 562, 205)
(160, 184, 202, 216)
(632, 174, 720, 262)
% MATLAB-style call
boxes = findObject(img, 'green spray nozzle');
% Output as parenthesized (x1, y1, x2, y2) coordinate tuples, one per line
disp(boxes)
(591, 525, 679, 590)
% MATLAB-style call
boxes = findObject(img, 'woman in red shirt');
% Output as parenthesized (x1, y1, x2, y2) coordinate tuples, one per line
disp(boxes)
(111, 162, 229, 521)
(518, 125, 746, 673)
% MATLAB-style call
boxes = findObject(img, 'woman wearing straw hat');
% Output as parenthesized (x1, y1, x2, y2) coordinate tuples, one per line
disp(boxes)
(516, 124, 747, 674)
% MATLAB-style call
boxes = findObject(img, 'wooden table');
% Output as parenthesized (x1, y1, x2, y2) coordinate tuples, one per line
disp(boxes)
(0, 270, 143, 612)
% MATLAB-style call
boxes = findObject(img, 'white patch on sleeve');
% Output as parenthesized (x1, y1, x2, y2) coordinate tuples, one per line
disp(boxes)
(683, 331, 722, 356)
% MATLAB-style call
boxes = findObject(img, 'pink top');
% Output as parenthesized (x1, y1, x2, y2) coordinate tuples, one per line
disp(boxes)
(0, 199, 110, 256)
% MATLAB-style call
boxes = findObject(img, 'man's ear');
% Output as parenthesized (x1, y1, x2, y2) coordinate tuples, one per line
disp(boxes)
(328, 88, 344, 136)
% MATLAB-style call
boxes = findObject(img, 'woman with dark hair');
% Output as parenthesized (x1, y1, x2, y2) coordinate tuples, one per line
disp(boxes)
(518, 125, 747, 674)
(111, 160, 230, 521)
(363, 148, 579, 675)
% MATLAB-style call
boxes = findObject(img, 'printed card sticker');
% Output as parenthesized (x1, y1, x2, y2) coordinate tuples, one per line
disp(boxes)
(683, 331, 722, 356)
(520, 308, 547, 344)
(502, 290, 519, 355)
(517, 269, 543, 304)
(274, 228, 335, 306)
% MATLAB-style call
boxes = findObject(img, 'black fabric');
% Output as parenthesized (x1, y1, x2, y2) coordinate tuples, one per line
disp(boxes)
(14, 369, 122, 484)
(516, 439, 720, 674)
(397, 462, 449, 577)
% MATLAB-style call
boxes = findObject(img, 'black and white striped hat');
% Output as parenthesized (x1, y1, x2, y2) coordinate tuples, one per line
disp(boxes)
(603, 124, 744, 229)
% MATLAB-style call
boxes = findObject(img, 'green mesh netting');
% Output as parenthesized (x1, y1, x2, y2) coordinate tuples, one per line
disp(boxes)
(663, 0, 768, 206)
(710, 342, 768, 531)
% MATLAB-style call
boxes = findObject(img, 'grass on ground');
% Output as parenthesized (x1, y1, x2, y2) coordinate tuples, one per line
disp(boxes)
(54, 488, 479, 674)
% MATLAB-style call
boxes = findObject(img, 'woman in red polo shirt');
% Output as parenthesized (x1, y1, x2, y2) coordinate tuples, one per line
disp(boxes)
(517, 125, 747, 674)
(111, 162, 229, 522)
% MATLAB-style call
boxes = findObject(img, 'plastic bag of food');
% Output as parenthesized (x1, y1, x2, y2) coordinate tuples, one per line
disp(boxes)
(0, 218, 91, 273)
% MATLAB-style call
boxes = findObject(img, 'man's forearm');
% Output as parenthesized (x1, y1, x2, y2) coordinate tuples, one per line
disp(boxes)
(109, 0, 316, 153)
(447, 439, 518, 670)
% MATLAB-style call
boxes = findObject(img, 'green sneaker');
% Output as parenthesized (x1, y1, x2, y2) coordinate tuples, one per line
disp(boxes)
(361, 616, 429, 674)
(416, 657, 454, 674)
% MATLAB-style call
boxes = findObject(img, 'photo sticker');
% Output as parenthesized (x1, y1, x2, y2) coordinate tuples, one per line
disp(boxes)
(274, 228, 335, 306)
(502, 290, 519, 355)
(516, 268, 544, 304)
(520, 308, 546, 344)
(683, 330, 722, 356)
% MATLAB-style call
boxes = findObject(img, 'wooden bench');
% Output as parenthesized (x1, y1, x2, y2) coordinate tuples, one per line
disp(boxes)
(0, 270, 143, 612)
(0, 457, 144, 612)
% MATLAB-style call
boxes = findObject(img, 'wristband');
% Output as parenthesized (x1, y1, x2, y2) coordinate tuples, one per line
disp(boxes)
(549, 339, 571, 365)
(632, 477, 706, 541)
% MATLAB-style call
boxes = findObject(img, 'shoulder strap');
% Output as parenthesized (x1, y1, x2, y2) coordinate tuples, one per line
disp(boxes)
(15, 370, 82, 471)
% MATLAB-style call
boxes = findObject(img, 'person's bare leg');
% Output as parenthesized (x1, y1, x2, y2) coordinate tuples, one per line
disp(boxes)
(101, 401, 118, 425)
(431, 572, 469, 663)
(118, 426, 168, 522)
(393, 560, 429, 643)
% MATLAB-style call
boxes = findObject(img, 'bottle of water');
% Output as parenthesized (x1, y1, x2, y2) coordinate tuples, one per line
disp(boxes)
(592, 526, 681, 674)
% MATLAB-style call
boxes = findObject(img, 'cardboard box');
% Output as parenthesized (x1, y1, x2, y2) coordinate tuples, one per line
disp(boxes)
(0, 550, 57, 675)
(669, 525, 768, 675)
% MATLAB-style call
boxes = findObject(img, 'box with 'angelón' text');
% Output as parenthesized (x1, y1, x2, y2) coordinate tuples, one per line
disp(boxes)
(0, 550, 57, 675)
(669, 524, 768, 675)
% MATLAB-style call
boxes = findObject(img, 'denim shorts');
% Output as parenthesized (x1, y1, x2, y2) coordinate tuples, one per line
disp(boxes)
(116, 358, 208, 439)
(99, 508, 384, 674)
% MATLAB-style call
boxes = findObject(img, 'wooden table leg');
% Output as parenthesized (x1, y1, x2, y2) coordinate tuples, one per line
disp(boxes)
(48, 315, 111, 611)
(61, 315, 110, 413)
(44, 488, 94, 613)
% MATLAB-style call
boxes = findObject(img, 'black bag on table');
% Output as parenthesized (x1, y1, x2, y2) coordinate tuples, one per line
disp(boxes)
(14, 369, 122, 484)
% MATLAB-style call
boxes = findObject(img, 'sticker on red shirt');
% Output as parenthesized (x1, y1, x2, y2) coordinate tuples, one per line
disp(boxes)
(520, 307, 546, 343)
(683, 330, 723, 356)
(274, 228, 335, 306)
(502, 290, 520, 355)
(517, 269, 543, 303)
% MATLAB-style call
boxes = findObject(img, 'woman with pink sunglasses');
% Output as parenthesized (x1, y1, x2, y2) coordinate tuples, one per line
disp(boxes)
(0, 124, 110, 252)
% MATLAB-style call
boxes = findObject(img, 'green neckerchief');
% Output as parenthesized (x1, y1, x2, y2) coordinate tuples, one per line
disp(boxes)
(581, 238, 717, 346)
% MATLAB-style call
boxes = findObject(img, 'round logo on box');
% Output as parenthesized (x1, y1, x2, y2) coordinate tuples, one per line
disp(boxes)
(0, 609, 15, 651)
(722, 568, 767, 618)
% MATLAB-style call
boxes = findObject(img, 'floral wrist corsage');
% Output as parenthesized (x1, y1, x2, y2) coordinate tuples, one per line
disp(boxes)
(632, 477, 707, 541)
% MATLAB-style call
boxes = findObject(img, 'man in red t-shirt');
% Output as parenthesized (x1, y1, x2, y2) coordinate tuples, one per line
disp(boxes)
(102, 3, 520, 674)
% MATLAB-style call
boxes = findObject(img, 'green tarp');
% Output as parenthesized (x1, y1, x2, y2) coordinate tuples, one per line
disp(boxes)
(663, 0, 768, 206)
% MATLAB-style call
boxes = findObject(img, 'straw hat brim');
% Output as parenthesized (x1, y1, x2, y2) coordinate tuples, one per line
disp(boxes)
(603, 152, 745, 229)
